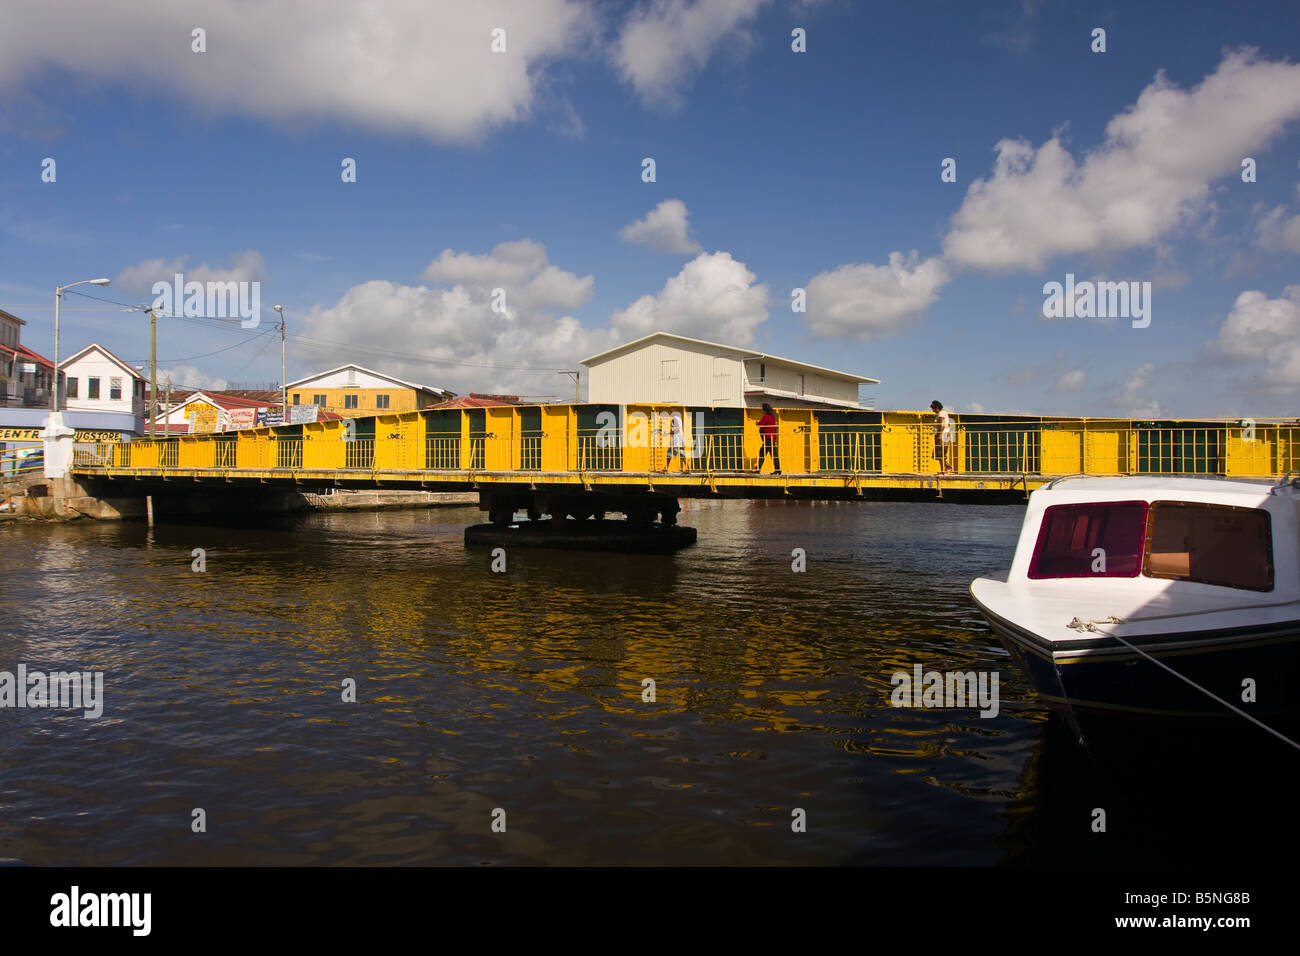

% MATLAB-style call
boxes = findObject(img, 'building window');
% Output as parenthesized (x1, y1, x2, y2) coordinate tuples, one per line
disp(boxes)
(293, 394, 301, 405)
(110, 377, 122, 400)
(88, 377, 100, 399)
(759, 362, 766, 381)
(376, 394, 390, 409)
(66, 377, 78, 399)
(344, 394, 358, 409)
(313, 394, 326, 406)
(661, 360, 679, 380)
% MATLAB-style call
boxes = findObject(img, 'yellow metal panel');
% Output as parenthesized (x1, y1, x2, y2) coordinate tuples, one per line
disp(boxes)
(1082, 425, 1125, 474)
(541, 406, 571, 470)
(484, 406, 515, 470)
(237, 430, 272, 469)
(178, 437, 202, 468)
(780, 410, 813, 473)
(459, 410, 475, 470)
(303, 421, 343, 468)
(1041, 425, 1083, 474)
(623, 404, 656, 472)
(1225, 425, 1275, 477)
(881, 412, 924, 473)
(374, 414, 405, 469)
(132, 441, 159, 469)
(744, 408, 761, 470)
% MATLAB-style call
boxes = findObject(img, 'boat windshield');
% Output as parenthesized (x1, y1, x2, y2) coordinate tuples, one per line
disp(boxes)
(1028, 499, 1275, 591)
(1145, 501, 1273, 591)
(1029, 501, 1147, 579)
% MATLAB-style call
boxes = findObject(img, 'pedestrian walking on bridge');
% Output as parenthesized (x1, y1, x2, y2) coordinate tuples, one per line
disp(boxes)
(756, 403, 781, 475)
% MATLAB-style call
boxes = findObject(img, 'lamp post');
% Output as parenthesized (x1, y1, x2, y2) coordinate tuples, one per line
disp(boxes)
(274, 304, 286, 420)
(52, 277, 110, 412)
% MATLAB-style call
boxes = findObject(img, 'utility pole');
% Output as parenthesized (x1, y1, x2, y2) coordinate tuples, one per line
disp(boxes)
(148, 307, 157, 438)
(559, 370, 579, 402)
(274, 305, 286, 420)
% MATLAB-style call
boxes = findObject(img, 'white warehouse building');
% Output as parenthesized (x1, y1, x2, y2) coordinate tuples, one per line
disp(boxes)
(580, 332, 877, 409)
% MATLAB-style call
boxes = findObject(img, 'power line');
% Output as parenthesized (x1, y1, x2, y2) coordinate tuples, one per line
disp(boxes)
(227, 329, 280, 380)
(126, 326, 278, 365)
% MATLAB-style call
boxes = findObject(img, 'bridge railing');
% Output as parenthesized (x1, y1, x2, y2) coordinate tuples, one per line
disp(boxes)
(75, 412, 1300, 480)
(2, 443, 44, 475)
(72, 442, 115, 468)
(343, 438, 373, 469)
(425, 435, 460, 469)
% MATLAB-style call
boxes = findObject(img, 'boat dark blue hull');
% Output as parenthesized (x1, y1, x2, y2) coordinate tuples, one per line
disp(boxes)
(979, 602, 1300, 721)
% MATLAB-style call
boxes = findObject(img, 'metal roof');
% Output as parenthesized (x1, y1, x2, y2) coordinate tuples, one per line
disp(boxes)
(580, 331, 879, 383)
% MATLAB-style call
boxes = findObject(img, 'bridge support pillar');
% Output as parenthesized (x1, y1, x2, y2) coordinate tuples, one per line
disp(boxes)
(470, 490, 694, 552)
(40, 412, 75, 480)
(481, 489, 680, 528)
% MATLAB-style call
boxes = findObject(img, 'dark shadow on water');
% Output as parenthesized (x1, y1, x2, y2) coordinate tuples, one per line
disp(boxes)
(997, 709, 1299, 865)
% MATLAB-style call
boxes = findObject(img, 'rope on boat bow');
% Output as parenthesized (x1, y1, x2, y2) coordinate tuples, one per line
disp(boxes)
(1067, 616, 1123, 631)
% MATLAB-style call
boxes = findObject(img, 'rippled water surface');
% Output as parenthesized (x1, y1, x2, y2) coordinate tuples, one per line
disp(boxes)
(1, 500, 1293, 865)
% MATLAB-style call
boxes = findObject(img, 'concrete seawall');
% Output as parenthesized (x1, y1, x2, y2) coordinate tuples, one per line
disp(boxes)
(0, 474, 476, 521)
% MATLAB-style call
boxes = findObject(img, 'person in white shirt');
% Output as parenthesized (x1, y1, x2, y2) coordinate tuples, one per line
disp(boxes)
(663, 410, 687, 473)
(931, 400, 955, 474)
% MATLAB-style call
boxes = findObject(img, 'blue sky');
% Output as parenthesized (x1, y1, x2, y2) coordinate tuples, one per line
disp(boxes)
(3, 0, 1300, 417)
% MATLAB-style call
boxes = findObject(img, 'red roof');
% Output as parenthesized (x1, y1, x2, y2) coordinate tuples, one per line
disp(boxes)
(208, 393, 277, 409)
(430, 395, 514, 408)
(470, 392, 522, 403)
(161, 389, 283, 406)
(14, 344, 54, 369)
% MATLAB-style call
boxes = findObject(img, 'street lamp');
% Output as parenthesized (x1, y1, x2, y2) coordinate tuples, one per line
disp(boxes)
(52, 277, 110, 413)
(273, 304, 286, 420)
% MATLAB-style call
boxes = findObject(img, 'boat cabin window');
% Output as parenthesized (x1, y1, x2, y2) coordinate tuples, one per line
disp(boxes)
(1144, 502, 1273, 591)
(1029, 501, 1147, 579)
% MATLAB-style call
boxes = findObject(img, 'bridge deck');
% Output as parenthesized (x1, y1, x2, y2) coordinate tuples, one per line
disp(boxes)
(67, 463, 1051, 500)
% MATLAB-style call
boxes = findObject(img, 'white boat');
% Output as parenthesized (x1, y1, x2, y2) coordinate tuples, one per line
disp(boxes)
(970, 476, 1300, 726)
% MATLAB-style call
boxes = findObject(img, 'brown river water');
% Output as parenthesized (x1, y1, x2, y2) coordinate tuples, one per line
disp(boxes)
(0, 499, 1293, 865)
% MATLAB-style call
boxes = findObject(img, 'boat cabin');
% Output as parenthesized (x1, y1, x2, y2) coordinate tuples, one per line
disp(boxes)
(1005, 477, 1297, 601)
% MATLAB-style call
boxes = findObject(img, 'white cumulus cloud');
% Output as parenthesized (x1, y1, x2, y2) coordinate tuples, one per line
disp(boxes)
(1256, 205, 1300, 253)
(1112, 362, 1162, 417)
(618, 199, 703, 253)
(802, 251, 949, 340)
(1054, 369, 1086, 392)
(1209, 285, 1300, 386)
(610, 251, 769, 343)
(164, 365, 229, 392)
(0, 1, 591, 143)
(615, 0, 772, 108)
(302, 241, 609, 396)
(115, 250, 267, 296)
(943, 49, 1300, 272)
(422, 240, 594, 314)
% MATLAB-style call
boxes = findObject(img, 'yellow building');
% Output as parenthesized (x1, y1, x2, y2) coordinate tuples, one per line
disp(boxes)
(285, 364, 453, 418)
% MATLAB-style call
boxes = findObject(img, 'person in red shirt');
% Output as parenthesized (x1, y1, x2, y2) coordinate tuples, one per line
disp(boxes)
(757, 403, 781, 475)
